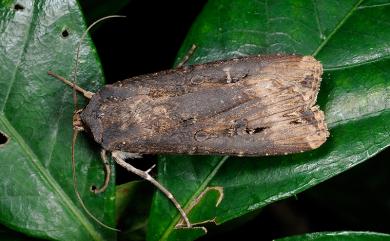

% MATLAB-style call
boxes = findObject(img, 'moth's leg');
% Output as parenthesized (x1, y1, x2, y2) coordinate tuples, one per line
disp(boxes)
(119, 152, 143, 159)
(111, 151, 192, 228)
(91, 149, 111, 194)
(145, 164, 156, 174)
(176, 44, 197, 68)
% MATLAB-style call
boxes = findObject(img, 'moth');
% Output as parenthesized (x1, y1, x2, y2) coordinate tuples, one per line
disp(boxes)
(49, 53, 329, 230)
(82, 54, 328, 155)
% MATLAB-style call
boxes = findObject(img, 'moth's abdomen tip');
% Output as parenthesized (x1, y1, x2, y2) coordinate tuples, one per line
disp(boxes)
(307, 130, 329, 150)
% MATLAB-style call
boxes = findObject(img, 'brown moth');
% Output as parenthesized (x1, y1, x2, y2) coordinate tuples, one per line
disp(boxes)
(81, 55, 328, 156)
(50, 53, 328, 230)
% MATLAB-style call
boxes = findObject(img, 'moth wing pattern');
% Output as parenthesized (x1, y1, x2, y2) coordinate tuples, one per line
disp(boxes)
(81, 55, 329, 156)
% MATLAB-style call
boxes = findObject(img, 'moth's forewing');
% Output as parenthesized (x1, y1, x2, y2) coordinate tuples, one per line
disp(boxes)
(81, 55, 329, 156)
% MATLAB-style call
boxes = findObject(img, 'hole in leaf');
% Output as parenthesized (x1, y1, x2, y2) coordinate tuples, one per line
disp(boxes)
(13, 3, 24, 11)
(0, 131, 9, 146)
(61, 29, 69, 38)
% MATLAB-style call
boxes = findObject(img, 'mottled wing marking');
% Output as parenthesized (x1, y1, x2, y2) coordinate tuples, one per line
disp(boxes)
(81, 55, 329, 156)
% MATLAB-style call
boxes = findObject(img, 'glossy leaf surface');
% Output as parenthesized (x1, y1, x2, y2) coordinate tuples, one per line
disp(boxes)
(277, 231, 390, 241)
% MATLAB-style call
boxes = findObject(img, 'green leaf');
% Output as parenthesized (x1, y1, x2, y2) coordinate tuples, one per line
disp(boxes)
(302, 148, 390, 231)
(0, 0, 115, 240)
(276, 231, 390, 241)
(116, 181, 153, 241)
(148, 0, 390, 240)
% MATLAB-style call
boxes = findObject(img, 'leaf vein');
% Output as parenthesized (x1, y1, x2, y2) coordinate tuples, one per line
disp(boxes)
(312, 0, 366, 56)
(311, 0, 324, 39)
(0, 3, 39, 112)
(357, 2, 390, 9)
(159, 156, 229, 241)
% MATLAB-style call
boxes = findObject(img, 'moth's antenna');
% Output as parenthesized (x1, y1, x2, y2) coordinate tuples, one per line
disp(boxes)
(72, 15, 126, 110)
(47, 71, 93, 99)
(70, 15, 125, 232)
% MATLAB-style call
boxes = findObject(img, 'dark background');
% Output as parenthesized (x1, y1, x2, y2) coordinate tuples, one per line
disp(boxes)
(78, 1, 390, 240)
(82, 0, 207, 82)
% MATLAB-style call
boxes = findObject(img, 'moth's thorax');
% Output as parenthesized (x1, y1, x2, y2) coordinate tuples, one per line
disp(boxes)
(80, 55, 328, 156)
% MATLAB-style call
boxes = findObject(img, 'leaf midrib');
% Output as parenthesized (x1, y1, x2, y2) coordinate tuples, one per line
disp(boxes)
(159, 156, 229, 241)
